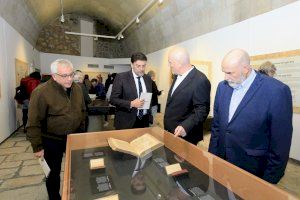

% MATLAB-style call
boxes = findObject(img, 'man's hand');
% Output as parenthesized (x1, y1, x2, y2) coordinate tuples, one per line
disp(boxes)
(174, 126, 187, 137)
(34, 149, 44, 158)
(131, 98, 145, 108)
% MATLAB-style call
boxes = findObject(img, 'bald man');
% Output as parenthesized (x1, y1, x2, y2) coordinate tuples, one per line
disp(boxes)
(164, 47, 211, 145)
(208, 49, 293, 184)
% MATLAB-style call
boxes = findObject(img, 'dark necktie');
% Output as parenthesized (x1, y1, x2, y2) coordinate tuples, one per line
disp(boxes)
(137, 77, 143, 119)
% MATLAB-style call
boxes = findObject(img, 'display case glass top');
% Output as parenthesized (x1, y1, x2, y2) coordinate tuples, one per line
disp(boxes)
(63, 127, 297, 200)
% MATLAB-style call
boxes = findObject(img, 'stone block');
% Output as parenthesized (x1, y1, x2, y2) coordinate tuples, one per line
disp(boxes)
(0, 168, 18, 179)
(23, 159, 38, 166)
(0, 185, 47, 200)
(6, 153, 35, 162)
(0, 141, 15, 149)
(15, 141, 31, 147)
(0, 147, 27, 156)
(9, 137, 26, 142)
(19, 165, 43, 176)
(0, 175, 44, 189)
(0, 156, 6, 164)
(0, 161, 22, 169)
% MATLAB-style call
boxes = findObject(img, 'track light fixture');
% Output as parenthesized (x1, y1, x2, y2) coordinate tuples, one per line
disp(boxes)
(60, 0, 65, 23)
(136, 17, 140, 24)
(60, 14, 65, 23)
(65, 0, 164, 40)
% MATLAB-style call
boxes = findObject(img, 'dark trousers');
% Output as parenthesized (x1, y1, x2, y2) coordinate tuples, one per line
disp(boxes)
(43, 137, 66, 200)
(22, 108, 28, 130)
(133, 114, 150, 128)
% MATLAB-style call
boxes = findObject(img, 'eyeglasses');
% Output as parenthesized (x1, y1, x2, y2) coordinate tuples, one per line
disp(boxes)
(55, 72, 75, 78)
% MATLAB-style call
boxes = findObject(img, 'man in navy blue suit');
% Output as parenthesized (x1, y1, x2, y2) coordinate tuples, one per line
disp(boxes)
(208, 49, 293, 184)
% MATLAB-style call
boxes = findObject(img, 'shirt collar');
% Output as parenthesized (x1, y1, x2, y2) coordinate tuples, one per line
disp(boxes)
(178, 66, 194, 78)
(132, 69, 142, 79)
(237, 69, 256, 90)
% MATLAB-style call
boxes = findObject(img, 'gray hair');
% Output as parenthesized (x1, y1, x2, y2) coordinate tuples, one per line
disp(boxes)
(73, 70, 84, 83)
(50, 59, 74, 74)
(259, 61, 276, 77)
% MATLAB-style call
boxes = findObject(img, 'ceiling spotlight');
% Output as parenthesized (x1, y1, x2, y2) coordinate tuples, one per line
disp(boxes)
(60, 14, 65, 23)
(60, 0, 65, 23)
(136, 17, 140, 24)
(158, 0, 164, 4)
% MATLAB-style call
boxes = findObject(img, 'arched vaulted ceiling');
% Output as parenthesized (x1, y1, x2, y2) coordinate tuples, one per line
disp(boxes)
(1, 0, 297, 56)
(24, 0, 152, 34)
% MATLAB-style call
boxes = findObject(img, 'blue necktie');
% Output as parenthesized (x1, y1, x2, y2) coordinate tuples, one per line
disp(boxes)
(137, 77, 143, 119)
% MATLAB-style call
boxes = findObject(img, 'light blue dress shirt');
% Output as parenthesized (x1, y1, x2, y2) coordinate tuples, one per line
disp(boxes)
(228, 69, 257, 122)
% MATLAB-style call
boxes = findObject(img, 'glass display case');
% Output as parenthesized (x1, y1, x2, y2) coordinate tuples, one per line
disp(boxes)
(62, 127, 297, 200)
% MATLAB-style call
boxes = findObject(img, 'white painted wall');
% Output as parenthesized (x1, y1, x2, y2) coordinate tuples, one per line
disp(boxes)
(40, 53, 130, 74)
(0, 16, 40, 143)
(80, 20, 94, 57)
(147, 1, 300, 160)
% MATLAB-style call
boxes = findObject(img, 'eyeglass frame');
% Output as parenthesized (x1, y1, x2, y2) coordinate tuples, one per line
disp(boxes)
(55, 72, 75, 78)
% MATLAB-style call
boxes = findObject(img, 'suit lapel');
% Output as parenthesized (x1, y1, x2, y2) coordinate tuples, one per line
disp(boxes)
(223, 84, 233, 125)
(229, 74, 263, 123)
(171, 68, 196, 98)
(127, 71, 138, 98)
(167, 75, 177, 105)
(143, 75, 151, 92)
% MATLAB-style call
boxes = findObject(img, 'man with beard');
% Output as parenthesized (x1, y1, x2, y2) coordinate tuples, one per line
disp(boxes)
(208, 49, 293, 184)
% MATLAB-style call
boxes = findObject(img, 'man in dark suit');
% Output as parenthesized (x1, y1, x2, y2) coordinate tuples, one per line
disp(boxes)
(208, 49, 293, 184)
(110, 52, 153, 129)
(164, 47, 211, 145)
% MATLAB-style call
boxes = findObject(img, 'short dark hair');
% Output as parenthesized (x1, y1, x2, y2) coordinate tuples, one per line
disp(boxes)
(131, 52, 147, 63)
(29, 72, 41, 80)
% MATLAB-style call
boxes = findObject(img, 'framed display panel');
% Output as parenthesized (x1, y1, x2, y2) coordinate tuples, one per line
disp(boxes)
(62, 127, 298, 200)
(251, 49, 300, 113)
(15, 59, 29, 86)
(15, 59, 29, 126)
(169, 60, 212, 86)
(192, 60, 212, 81)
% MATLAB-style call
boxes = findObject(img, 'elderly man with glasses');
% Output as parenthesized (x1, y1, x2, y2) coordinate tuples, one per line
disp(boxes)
(27, 59, 86, 200)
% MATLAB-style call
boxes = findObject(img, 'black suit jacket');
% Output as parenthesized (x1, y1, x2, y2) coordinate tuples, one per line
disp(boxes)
(164, 68, 211, 145)
(110, 71, 153, 129)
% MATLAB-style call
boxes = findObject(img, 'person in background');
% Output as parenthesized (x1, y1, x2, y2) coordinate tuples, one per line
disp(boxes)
(83, 74, 92, 91)
(89, 78, 98, 94)
(105, 73, 112, 93)
(147, 70, 162, 125)
(74, 70, 92, 132)
(27, 59, 86, 200)
(103, 73, 117, 127)
(258, 61, 277, 77)
(110, 52, 153, 129)
(164, 47, 211, 145)
(208, 49, 293, 184)
(95, 77, 106, 100)
(19, 71, 41, 133)
(106, 73, 117, 102)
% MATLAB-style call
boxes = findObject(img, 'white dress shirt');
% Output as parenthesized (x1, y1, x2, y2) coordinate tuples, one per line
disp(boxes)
(132, 70, 147, 115)
(171, 67, 194, 96)
(228, 69, 256, 122)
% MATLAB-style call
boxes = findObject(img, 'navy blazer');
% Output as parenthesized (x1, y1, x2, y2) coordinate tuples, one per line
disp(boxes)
(164, 68, 211, 145)
(110, 71, 152, 129)
(208, 72, 293, 184)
